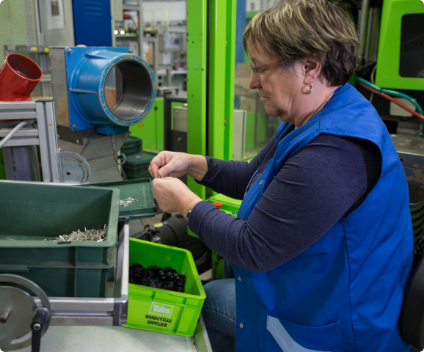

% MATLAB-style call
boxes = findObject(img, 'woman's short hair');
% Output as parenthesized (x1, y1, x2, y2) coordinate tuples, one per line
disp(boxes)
(243, 0, 359, 86)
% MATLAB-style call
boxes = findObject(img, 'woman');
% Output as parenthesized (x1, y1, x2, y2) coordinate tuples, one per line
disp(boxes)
(149, 0, 413, 351)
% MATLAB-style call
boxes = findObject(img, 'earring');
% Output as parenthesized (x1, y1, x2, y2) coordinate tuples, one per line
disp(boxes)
(306, 84, 313, 94)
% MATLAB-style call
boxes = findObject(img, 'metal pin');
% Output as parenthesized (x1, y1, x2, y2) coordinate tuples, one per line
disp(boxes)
(0, 308, 11, 323)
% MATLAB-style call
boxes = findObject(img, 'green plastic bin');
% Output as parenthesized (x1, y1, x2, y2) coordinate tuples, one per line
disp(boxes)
(123, 151, 157, 180)
(125, 238, 206, 336)
(0, 181, 120, 298)
(121, 136, 143, 155)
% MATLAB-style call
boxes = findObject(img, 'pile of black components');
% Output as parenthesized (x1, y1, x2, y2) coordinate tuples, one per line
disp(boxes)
(132, 213, 212, 275)
(129, 263, 186, 292)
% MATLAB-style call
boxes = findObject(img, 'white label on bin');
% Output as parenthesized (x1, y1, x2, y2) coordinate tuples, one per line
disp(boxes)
(149, 302, 174, 317)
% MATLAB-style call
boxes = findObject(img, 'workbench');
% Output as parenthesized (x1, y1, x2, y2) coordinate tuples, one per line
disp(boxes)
(15, 317, 211, 352)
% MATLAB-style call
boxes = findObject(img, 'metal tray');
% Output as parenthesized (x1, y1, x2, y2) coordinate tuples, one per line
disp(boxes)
(81, 178, 162, 221)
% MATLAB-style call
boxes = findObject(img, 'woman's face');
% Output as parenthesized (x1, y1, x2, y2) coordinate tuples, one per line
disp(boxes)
(248, 40, 305, 122)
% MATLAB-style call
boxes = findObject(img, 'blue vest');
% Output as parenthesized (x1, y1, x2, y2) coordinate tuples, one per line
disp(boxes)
(235, 84, 413, 352)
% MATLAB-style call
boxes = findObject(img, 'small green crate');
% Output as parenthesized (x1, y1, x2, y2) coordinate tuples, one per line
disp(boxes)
(121, 136, 143, 155)
(125, 238, 206, 336)
(123, 151, 157, 179)
(0, 182, 120, 298)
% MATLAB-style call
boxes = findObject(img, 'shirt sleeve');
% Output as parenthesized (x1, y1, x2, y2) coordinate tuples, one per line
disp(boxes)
(195, 134, 277, 200)
(188, 134, 381, 273)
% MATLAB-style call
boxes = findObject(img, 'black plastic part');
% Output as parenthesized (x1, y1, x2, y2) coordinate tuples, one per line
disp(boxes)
(31, 308, 49, 352)
(399, 254, 424, 348)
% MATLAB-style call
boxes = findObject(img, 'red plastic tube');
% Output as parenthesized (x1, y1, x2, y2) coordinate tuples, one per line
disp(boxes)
(0, 53, 43, 102)
(357, 81, 424, 122)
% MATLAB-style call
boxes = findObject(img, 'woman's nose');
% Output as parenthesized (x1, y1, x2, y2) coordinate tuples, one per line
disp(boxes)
(249, 72, 261, 89)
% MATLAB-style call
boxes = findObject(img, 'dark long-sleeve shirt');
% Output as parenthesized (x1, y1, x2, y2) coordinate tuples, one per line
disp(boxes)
(188, 124, 381, 273)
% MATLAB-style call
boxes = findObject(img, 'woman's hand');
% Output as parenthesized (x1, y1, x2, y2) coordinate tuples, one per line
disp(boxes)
(149, 151, 208, 181)
(152, 177, 202, 217)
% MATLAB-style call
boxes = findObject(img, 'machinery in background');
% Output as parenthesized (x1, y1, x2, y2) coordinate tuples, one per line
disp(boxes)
(51, 46, 155, 183)
(0, 53, 90, 183)
(0, 47, 156, 184)
(354, 0, 424, 202)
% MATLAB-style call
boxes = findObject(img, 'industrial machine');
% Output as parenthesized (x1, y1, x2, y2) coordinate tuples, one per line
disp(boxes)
(351, 0, 424, 202)
(51, 46, 155, 183)
(0, 48, 155, 352)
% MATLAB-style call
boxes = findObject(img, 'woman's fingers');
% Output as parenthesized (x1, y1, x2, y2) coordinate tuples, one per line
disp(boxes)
(149, 152, 171, 178)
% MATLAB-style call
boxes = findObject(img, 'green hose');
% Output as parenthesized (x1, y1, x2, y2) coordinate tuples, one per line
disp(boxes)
(356, 77, 424, 132)
(357, 77, 423, 115)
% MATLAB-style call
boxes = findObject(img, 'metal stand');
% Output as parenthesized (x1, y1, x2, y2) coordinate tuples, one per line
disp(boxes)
(0, 101, 91, 183)
(0, 101, 60, 182)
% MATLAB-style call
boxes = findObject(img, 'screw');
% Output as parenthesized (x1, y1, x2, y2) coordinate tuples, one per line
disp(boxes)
(128, 49, 133, 53)
(67, 48, 73, 54)
(72, 124, 78, 129)
(33, 323, 41, 331)
(76, 140, 80, 144)
(0, 308, 11, 323)
(120, 314, 127, 320)
(178, 137, 183, 142)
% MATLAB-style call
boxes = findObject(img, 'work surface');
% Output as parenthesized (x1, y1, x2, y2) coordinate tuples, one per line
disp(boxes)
(15, 324, 209, 352)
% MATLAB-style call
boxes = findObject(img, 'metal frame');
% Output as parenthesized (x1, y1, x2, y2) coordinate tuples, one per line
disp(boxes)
(0, 101, 60, 182)
(122, 1, 144, 60)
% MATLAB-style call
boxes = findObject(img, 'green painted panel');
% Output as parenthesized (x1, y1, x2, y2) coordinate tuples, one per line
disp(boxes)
(224, 0, 236, 161)
(129, 98, 184, 152)
(130, 100, 161, 151)
(376, 0, 424, 90)
(209, 0, 227, 161)
(187, 0, 207, 199)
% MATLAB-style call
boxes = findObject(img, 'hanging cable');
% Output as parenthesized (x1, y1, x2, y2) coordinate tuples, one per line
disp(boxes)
(357, 81, 424, 122)
(357, 77, 424, 115)
(368, 65, 377, 104)
(0, 121, 33, 149)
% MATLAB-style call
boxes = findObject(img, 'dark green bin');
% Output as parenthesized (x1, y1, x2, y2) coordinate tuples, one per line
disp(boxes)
(123, 151, 157, 180)
(121, 136, 143, 155)
(0, 181, 120, 298)
(81, 178, 162, 221)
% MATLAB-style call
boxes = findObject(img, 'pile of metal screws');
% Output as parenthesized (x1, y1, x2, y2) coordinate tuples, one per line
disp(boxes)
(120, 197, 138, 207)
(52, 225, 108, 242)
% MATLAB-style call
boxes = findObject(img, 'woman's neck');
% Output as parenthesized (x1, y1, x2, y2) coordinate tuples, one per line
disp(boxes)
(291, 83, 340, 129)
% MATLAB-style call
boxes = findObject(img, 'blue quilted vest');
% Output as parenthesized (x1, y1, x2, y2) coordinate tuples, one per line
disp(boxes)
(235, 84, 413, 352)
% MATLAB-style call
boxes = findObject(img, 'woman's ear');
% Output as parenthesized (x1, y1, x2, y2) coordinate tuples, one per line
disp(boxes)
(302, 58, 322, 85)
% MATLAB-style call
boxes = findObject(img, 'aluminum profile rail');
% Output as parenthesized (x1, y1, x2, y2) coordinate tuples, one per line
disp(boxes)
(0, 101, 60, 182)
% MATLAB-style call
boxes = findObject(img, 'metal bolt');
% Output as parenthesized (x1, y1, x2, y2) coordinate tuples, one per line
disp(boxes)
(240, 323, 243, 328)
(67, 48, 73, 54)
(76, 140, 80, 144)
(260, 180, 263, 185)
(178, 137, 183, 142)
(0, 308, 11, 323)
(33, 323, 41, 331)
(121, 314, 127, 320)
(72, 124, 78, 129)
(238, 276, 241, 281)
(128, 49, 133, 53)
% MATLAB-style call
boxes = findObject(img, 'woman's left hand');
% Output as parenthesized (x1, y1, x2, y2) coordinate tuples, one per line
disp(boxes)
(152, 177, 202, 218)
